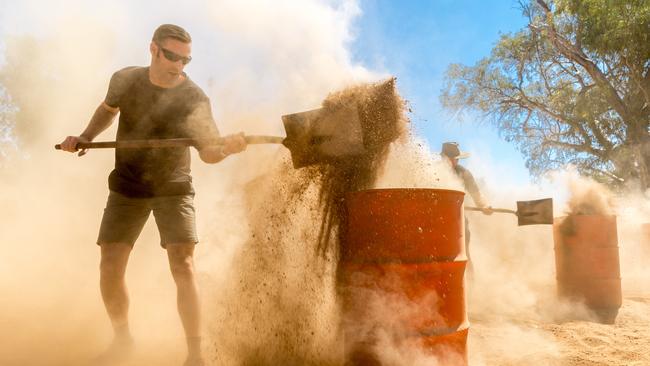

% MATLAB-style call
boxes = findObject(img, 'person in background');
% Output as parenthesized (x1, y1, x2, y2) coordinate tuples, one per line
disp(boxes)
(59, 24, 246, 366)
(441, 142, 493, 275)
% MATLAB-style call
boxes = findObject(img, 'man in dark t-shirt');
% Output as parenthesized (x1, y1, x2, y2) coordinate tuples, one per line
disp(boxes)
(104, 65, 220, 197)
(60, 24, 245, 366)
(441, 142, 493, 275)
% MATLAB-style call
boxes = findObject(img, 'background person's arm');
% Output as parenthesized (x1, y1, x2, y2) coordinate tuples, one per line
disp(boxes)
(461, 169, 493, 214)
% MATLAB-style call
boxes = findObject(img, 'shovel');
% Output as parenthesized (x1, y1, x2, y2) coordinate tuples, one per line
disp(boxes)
(56, 79, 401, 168)
(54, 104, 367, 169)
(55, 78, 399, 169)
(466, 198, 553, 226)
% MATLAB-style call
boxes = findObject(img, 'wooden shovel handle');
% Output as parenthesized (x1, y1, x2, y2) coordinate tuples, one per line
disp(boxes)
(465, 206, 517, 215)
(55, 135, 285, 150)
(465, 206, 540, 217)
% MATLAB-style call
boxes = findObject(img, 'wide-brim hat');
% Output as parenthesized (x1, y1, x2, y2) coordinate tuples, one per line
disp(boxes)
(441, 142, 470, 159)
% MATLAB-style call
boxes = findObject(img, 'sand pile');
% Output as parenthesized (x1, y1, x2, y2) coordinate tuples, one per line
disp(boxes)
(469, 294, 650, 366)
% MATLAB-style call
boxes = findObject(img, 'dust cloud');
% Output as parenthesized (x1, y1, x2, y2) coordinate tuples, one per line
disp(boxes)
(204, 160, 342, 365)
(375, 138, 463, 190)
(2, 1, 650, 366)
(564, 174, 614, 216)
(0, 1, 379, 365)
(0, 85, 18, 161)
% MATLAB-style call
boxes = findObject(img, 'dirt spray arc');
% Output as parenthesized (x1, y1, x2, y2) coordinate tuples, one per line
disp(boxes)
(204, 78, 413, 365)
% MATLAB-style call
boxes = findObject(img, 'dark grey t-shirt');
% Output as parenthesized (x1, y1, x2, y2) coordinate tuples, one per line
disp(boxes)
(104, 66, 219, 197)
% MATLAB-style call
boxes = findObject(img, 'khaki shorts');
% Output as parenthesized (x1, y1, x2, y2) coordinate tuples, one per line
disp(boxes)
(97, 190, 198, 248)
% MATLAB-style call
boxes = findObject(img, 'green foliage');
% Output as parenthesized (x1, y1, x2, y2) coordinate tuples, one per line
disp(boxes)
(441, 0, 650, 188)
(555, 0, 650, 62)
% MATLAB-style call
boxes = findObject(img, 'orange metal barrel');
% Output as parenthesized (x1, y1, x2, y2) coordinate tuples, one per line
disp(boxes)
(340, 188, 468, 365)
(552, 215, 622, 323)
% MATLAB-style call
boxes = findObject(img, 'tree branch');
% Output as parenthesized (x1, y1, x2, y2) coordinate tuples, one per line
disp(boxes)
(535, 0, 636, 126)
(542, 139, 604, 156)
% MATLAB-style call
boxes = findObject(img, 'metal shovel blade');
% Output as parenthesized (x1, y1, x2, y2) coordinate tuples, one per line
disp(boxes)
(282, 104, 366, 169)
(516, 198, 553, 226)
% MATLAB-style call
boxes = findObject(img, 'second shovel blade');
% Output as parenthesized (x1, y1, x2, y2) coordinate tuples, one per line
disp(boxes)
(516, 198, 553, 225)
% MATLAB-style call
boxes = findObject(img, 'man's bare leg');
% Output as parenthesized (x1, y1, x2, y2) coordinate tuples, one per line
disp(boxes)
(167, 243, 203, 366)
(99, 243, 134, 355)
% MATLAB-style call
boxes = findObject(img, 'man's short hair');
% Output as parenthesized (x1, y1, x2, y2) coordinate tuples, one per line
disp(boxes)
(152, 24, 192, 44)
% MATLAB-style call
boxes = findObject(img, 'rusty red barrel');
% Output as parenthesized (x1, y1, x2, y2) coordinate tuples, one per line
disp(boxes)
(340, 188, 468, 365)
(553, 215, 622, 323)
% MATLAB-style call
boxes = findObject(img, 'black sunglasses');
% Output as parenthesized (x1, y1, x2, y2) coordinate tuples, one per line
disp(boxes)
(156, 43, 192, 65)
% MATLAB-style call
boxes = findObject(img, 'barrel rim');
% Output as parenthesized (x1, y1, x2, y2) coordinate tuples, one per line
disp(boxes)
(340, 256, 468, 264)
(346, 188, 466, 196)
(554, 214, 618, 220)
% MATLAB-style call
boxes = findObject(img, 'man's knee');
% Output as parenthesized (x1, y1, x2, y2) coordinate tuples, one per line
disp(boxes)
(100, 243, 132, 278)
(170, 261, 195, 283)
(167, 243, 196, 281)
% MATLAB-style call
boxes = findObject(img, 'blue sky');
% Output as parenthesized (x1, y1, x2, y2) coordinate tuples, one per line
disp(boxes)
(352, 0, 531, 184)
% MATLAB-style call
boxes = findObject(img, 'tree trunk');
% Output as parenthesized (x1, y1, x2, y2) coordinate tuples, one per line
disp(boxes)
(639, 139, 650, 190)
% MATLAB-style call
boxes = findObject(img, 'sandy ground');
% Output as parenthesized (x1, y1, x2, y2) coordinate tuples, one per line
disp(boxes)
(470, 297, 650, 366)
(1, 292, 647, 366)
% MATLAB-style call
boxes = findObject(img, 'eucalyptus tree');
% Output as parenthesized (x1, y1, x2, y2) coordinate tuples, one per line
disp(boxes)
(442, 0, 650, 189)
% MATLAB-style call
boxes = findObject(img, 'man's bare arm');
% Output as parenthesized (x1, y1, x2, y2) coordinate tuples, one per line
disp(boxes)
(198, 133, 247, 164)
(80, 102, 119, 141)
(60, 102, 118, 155)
